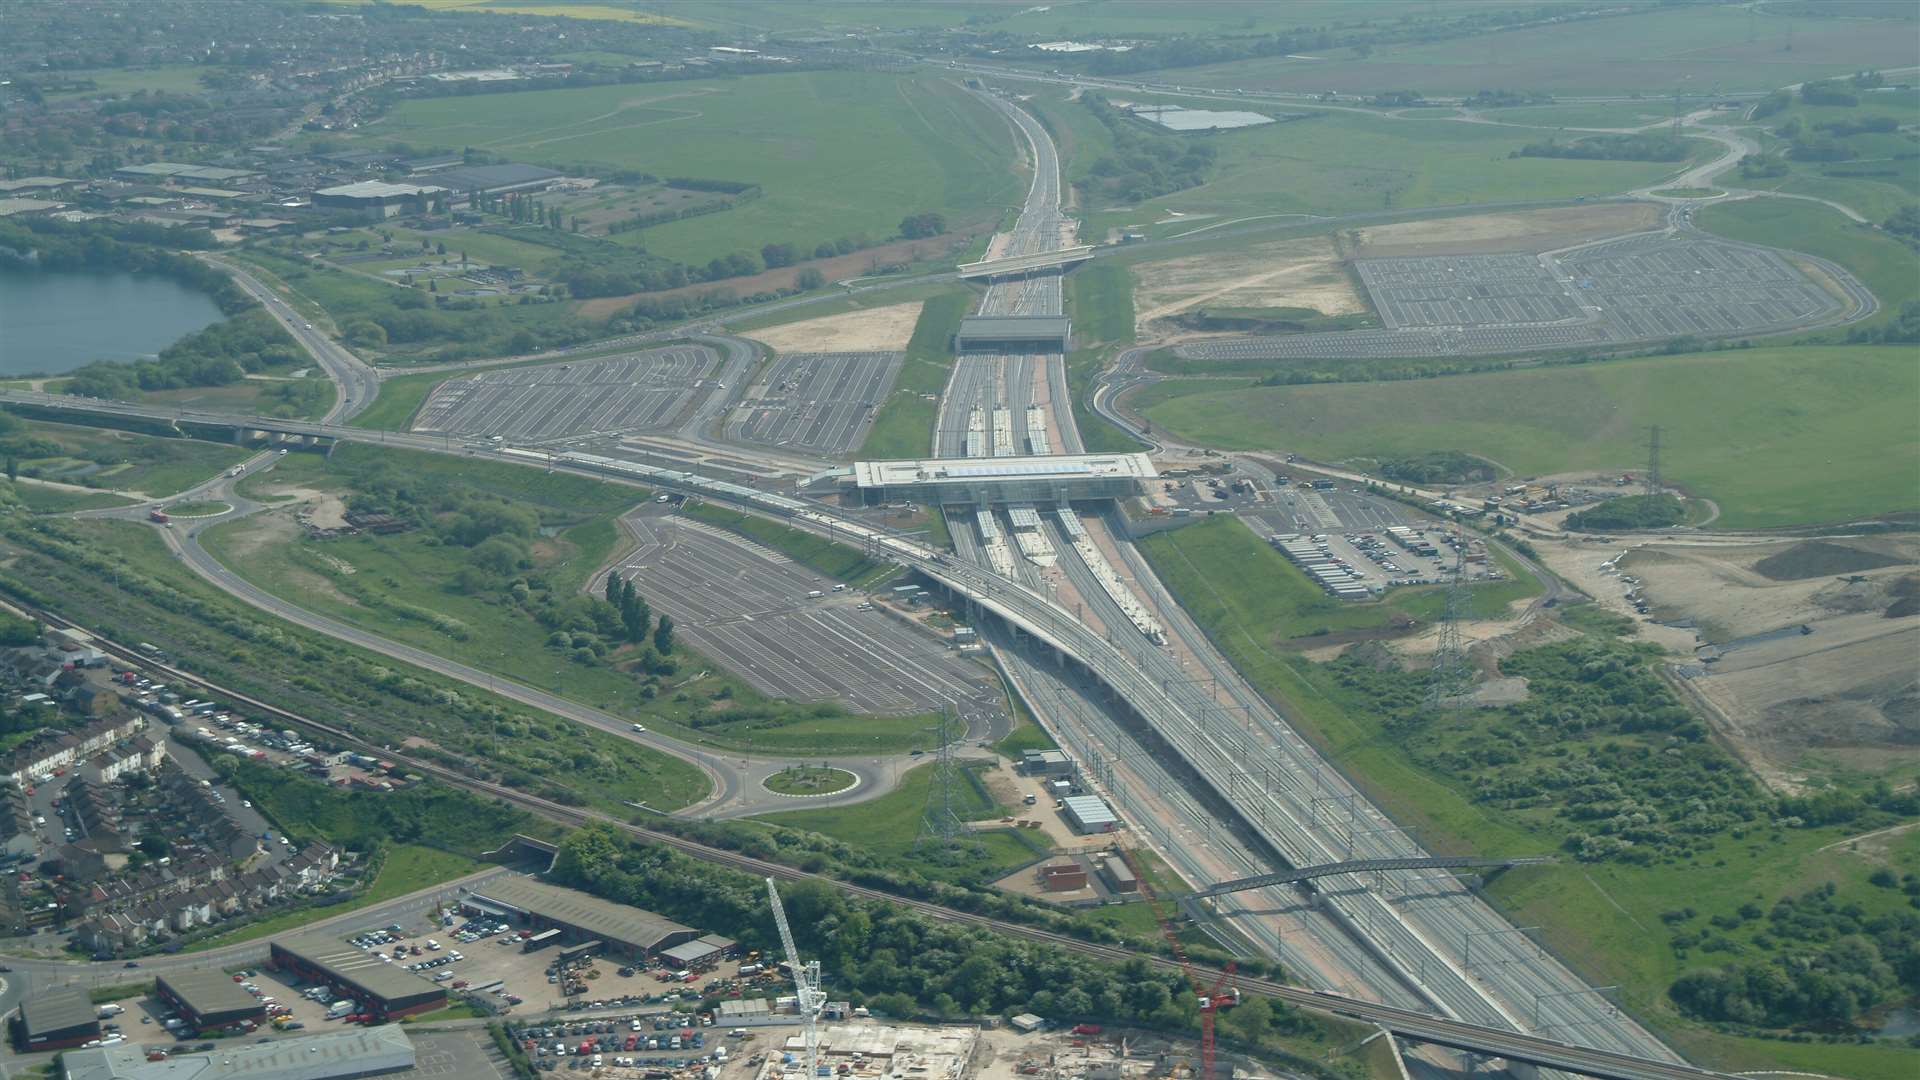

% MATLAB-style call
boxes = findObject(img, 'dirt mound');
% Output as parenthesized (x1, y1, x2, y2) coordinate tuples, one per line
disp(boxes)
(743, 301, 923, 354)
(1754, 540, 1904, 581)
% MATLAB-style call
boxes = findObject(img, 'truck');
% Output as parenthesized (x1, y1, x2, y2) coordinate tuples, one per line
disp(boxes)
(326, 1000, 358, 1020)
(148, 509, 170, 524)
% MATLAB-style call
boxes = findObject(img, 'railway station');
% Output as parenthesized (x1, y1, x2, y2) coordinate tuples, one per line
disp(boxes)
(847, 453, 1155, 506)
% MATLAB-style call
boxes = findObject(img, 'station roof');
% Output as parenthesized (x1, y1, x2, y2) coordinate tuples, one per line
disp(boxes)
(273, 932, 444, 1005)
(470, 876, 695, 952)
(62, 1024, 414, 1080)
(955, 315, 1070, 341)
(313, 180, 448, 200)
(21, 987, 96, 1039)
(157, 970, 266, 1020)
(427, 163, 562, 192)
(115, 162, 260, 182)
(852, 453, 1156, 489)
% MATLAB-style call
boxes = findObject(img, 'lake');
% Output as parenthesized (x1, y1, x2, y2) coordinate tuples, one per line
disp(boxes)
(0, 267, 226, 376)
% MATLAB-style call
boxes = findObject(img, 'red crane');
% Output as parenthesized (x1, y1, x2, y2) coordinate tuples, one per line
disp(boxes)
(1117, 847, 1239, 1080)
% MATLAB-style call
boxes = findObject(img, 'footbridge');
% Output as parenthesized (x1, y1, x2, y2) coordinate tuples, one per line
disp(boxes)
(956, 245, 1094, 279)
(0, 391, 347, 447)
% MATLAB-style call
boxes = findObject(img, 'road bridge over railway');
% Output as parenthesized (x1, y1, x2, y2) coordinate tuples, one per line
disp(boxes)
(1192, 856, 1558, 899)
(956, 245, 1093, 279)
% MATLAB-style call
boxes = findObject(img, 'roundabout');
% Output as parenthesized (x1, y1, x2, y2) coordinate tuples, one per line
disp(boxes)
(762, 765, 860, 798)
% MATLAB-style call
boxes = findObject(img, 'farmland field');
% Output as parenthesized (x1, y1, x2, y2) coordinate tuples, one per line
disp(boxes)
(1036, 95, 1708, 243)
(1160, 5, 1920, 98)
(361, 72, 1021, 265)
(1133, 345, 1920, 528)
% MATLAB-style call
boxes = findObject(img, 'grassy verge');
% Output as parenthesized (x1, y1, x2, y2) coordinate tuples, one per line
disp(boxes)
(859, 289, 975, 459)
(1135, 345, 1920, 529)
(186, 845, 480, 952)
(678, 500, 898, 587)
(1063, 261, 1149, 454)
(348, 369, 443, 431)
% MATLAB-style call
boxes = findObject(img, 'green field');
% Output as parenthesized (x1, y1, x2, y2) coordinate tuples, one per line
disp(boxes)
(1049, 97, 1706, 242)
(1165, 5, 1920, 98)
(1062, 261, 1148, 454)
(5, 484, 136, 513)
(35, 64, 213, 97)
(1475, 103, 1674, 130)
(2, 419, 250, 498)
(1732, 87, 1920, 225)
(206, 445, 931, 756)
(362, 72, 1020, 266)
(858, 289, 975, 459)
(1135, 345, 1920, 528)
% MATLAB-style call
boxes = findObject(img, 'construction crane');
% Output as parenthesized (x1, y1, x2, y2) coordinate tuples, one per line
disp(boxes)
(1116, 848, 1238, 1080)
(767, 877, 826, 1080)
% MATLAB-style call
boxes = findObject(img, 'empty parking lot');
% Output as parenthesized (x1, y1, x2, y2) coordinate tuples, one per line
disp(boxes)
(1178, 233, 1851, 362)
(725, 351, 902, 457)
(412, 347, 719, 440)
(604, 510, 999, 714)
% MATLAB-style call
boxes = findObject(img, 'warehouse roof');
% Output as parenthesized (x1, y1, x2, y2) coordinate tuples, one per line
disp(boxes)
(1061, 795, 1117, 828)
(21, 988, 97, 1039)
(61, 1024, 414, 1080)
(313, 180, 448, 200)
(852, 453, 1156, 489)
(115, 162, 260, 182)
(274, 932, 444, 1004)
(157, 970, 265, 1019)
(661, 940, 723, 967)
(425, 163, 562, 192)
(955, 315, 1071, 340)
(470, 877, 695, 952)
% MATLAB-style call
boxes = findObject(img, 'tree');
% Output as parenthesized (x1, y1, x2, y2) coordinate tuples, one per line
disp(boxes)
(621, 588, 651, 644)
(898, 212, 946, 239)
(795, 268, 826, 291)
(4, 457, 14, 483)
(653, 614, 675, 654)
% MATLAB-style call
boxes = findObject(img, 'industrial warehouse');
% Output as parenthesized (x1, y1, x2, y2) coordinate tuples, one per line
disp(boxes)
(60, 1025, 415, 1080)
(15, 987, 100, 1051)
(847, 453, 1156, 506)
(463, 877, 716, 962)
(270, 932, 448, 1020)
(155, 970, 268, 1032)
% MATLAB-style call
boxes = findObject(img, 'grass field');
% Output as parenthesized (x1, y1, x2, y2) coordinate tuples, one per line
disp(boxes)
(1166, 5, 1919, 98)
(858, 289, 975, 459)
(347, 370, 443, 431)
(1057, 99, 1705, 242)
(1731, 88, 1920, 225)
(6, 419, 249, 497)
(36, 64, 213, 97)
(361, 72, 1020, 266)
(1475, 103, 1674, 130)
(186, 845, 479, 952)
(1135, 345, 1920, 528)
(1698, 198, 1919, 330)
(206, 446, 927, 756)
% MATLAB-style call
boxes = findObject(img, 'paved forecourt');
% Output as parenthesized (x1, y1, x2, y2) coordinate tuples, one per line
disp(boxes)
(608, 511, 997, 714)
(728, 351, 903, 456)
(412, 347, 718, 440)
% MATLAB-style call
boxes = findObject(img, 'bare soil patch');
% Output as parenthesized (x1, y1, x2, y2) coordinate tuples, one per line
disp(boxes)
(1350, 203, 1661, 258)
(1130, 235, 1363, 339)
(1754, 539, 1906, 581)
(744, 301, 924, 354)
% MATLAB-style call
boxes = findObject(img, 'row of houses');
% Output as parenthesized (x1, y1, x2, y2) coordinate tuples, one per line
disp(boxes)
(75, 839, 338, 953)
(0, 713, 148, 785)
